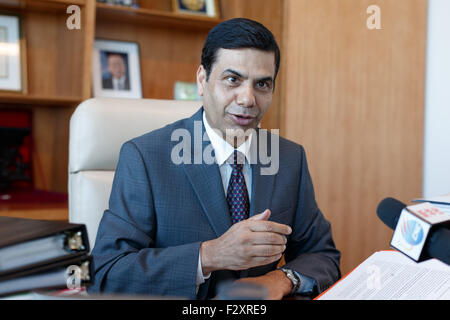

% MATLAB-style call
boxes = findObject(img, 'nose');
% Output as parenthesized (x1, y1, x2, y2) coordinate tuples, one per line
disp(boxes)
(236, 83, 256, 108)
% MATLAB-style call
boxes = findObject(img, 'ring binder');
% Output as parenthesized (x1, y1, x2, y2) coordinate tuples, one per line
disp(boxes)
(0, 216, 90, 277)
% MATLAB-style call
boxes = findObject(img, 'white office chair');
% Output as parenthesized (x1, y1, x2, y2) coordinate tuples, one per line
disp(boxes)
(68, 98, 201, 249)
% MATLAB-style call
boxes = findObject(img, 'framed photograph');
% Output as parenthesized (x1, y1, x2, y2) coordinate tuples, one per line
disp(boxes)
(174, 81, 200, 101)
(173, 0, 220, 18)
(92, 39, 142, 98)
(0, 14, 25, 92)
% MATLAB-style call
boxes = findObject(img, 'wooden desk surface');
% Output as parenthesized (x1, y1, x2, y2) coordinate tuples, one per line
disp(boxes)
(0, 189, 69, 221)
(0, 202, 68, 221)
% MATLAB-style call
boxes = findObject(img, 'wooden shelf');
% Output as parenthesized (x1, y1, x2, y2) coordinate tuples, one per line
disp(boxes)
(0, 93, 81, 107)
(96, 2, 222, 30)
(0, 205, 68, 221)
(0, 0, 86, 14)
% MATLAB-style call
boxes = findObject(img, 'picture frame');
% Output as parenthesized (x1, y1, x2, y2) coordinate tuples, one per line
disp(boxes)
(174, 81, 201, 101)
(0, 14, 26, 93)
(92, 39, 142, 98)
(172, 0, 220, 18)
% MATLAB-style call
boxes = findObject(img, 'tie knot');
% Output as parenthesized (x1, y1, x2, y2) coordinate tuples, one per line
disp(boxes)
(228, 150, 245, 170)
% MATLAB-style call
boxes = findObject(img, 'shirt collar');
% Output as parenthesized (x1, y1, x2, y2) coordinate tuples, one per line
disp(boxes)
(112, 76, 126, 84)
(203, 111, 254, 166)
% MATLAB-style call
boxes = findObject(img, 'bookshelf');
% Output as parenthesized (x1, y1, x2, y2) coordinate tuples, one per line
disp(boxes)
(96, 2, 221, 30)
(0, 0, 283, 220)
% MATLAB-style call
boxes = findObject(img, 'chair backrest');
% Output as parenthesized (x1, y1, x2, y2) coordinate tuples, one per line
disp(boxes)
(69, 98, 201, 248)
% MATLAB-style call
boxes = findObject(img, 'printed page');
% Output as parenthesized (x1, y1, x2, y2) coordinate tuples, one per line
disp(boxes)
(317, 251, 450, 300)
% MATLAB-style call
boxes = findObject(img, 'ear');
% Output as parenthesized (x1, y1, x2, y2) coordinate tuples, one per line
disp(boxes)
(196, 65, 206, 97)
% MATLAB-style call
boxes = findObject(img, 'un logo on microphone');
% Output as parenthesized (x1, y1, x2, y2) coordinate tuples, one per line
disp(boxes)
(401, 219, 424, 246)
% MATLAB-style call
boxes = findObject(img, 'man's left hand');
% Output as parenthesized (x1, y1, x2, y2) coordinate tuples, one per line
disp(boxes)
(234, 269, 293, 300)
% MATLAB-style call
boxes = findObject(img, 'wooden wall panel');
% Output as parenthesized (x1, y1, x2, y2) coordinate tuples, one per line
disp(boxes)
(281, 0, 427, 274)
(31, 106, 73, 193)
(24, 11, 84, 98)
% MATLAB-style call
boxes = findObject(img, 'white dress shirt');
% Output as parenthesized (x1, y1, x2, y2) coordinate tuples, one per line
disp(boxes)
(195, 112, 317, 296)
(196, 112, 254, 291)
(112, 75, 127, 90)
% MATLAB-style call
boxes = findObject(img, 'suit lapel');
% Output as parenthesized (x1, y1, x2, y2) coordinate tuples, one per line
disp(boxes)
(181, 112, 277, 243)
(182, 108, 232, 237)
(183, 161, 232, 238)
(240, 129, 277, 278)
(249, 128, 276, 218)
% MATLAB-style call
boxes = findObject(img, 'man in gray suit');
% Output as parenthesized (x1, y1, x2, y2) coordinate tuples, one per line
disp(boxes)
(89, 18, 340, 300)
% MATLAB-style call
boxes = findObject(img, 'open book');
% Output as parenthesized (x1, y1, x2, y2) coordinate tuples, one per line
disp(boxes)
(316, 251, 450, 300)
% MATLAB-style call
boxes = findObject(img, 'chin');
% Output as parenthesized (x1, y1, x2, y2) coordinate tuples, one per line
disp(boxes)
(225, 125, 256, 138)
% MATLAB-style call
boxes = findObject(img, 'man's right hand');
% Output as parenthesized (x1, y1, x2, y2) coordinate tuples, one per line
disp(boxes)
(200, 209, 292, 275)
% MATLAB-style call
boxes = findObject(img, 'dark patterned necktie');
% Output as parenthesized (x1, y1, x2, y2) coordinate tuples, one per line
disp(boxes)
(226, 150, 250, 224)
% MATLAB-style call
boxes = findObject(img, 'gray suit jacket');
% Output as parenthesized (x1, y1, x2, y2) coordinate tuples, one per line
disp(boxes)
(89, 107, 341, 299)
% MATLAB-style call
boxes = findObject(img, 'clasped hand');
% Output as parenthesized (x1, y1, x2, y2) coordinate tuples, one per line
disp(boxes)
(200, 209, 292, 274)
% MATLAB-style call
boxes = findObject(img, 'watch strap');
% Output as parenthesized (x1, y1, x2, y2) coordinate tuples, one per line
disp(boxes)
(280, 268, 301, 295)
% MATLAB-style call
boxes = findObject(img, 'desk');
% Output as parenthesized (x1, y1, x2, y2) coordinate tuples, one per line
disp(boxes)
(0, 203, 68, 221)
(0, 189, 68, 221)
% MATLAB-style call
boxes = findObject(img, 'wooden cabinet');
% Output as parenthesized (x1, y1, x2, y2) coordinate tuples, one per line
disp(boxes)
(0, 0, 284, 219)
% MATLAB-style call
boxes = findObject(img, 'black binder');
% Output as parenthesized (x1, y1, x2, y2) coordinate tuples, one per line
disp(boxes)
(0, 216, 90, 278)
(0, 254, 93, 297)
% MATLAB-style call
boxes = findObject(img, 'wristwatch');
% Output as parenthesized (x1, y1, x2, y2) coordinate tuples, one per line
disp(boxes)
(280, 268, 301, 295)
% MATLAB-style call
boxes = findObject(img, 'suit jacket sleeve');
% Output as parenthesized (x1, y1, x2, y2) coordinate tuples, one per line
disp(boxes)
(283, 146, 341, 294)
(88, 141, 201, 299)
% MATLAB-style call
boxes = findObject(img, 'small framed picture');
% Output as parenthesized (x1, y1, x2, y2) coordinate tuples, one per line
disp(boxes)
(0, 14, 25, 92)
(172, 0, 220, 18)
(174, 81, 201, 101)
(92, 39, 142, 98)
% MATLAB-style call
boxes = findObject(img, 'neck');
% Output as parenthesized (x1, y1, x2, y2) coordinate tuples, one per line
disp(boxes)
(225, 135, 248, 149)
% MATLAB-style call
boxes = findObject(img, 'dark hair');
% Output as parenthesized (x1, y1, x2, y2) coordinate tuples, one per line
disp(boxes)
(201, 18, 280, 82)
(105, 51, 126, 61)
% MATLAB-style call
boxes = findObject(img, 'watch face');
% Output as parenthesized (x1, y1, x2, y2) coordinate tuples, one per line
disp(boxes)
(289, 273, 297, 283)
(281, 268, 299, 294)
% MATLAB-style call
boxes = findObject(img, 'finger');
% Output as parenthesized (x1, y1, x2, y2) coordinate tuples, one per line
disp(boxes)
(248, 220, 292, 235)
(248, 232, 287, 245)
(251, 244, 287, 257)
(248, 209, 271, 221)
(229, 253, 284, 271)
(250, 253, 284, 266)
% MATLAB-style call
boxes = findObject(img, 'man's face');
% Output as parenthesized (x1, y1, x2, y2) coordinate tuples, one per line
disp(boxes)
(107, 54, 126, 79)
(197, 48, 275, 146)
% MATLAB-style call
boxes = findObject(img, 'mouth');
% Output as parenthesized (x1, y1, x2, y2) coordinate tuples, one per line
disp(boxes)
(229, 113, 256, 126)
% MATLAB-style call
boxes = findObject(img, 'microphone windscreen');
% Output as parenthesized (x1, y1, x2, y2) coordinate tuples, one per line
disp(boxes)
(426, 228, 450, 265)
(377, 197, 407, 230)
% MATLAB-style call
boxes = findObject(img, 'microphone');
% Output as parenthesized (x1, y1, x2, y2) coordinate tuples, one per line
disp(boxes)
(377, 197, 406, 229)
(377, 197, 450, 265)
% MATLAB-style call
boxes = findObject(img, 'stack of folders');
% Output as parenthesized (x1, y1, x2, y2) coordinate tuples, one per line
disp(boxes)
(413, 193, 450, 214)
(0, 216, 93, 297)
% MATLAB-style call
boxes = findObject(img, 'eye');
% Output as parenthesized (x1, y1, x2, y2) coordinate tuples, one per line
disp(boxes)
(257, 81, 266, 88)
(226, 76, 238, 84)
(256, 80, 272, 90)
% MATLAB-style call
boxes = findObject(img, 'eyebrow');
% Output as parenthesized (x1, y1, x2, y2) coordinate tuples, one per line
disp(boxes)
(222, 69, 245, 78)
(222, 69, 274, 83)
